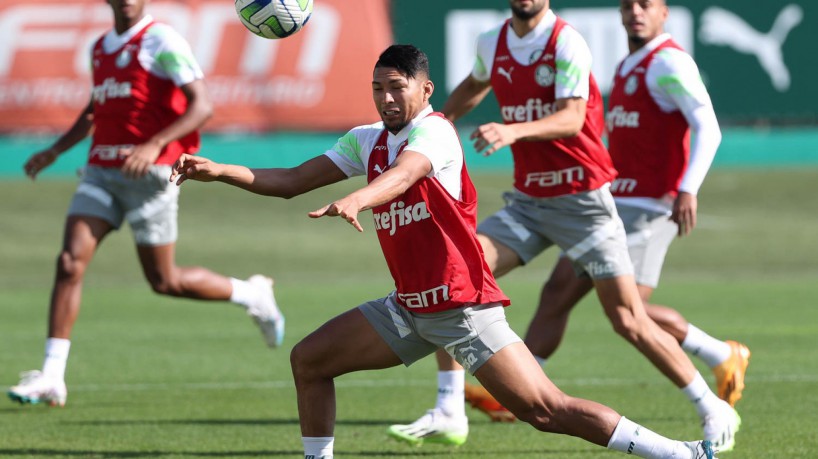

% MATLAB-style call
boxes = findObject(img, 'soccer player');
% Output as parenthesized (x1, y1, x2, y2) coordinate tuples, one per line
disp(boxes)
(8, 0, 284, 408)
(387, 0, 740, 452)
(456, 0, 751, 434)
(170, 42, 716, 459)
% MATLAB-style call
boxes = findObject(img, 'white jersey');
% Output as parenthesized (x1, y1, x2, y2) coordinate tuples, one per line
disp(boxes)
(614, 33, 721, 213)
(324, 105, 464, 199)
(472, 9, 592, 101)
(95, 15, 203, 87)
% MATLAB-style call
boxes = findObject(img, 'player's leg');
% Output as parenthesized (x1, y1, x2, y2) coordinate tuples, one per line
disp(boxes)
(475, 342, 714, 458)
(128, 165, 284, 347)
(293, 295, 432, 457)
(524, 256, 594, 362)
(620, 204, 751, 407)
(9, 167, 121, 407)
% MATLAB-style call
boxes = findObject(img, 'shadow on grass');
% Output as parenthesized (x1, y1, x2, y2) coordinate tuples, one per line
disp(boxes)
(0, 447, 607, 457)
(64, 417, 428, 427)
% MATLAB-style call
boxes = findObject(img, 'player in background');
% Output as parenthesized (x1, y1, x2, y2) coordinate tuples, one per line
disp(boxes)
(387, 0, 740, 452)
(8, 0, 284, 408)
(461, 0, 751, 431)
(171, 43, 716, 459)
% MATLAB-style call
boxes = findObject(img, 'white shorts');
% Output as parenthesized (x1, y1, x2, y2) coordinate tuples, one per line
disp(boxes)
(617, 204, 678, 288)
(358, 293, 521, 374)
(67, 165, 179, 246)
(477, 186, 633, 280)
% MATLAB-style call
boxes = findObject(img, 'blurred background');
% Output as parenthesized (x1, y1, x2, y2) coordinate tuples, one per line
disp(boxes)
(1, 0, 816, 174)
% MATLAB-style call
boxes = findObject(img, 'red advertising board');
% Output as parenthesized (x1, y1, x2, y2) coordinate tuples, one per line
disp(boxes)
(0, 0, 392, 132)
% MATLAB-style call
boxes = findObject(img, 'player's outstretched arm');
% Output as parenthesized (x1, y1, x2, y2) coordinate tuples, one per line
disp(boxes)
(308, 150, 432, 232)
(171, 154, 347, 199)
(442, 75, 492, 123)
(23, 101, 94, 180)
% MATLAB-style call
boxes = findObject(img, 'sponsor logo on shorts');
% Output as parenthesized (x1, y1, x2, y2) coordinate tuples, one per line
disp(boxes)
(458, 343, 479, 371)
(524, 166, 584, 188)
(397, 284, 450, 309)
(585, 261, 615, 277)
(501, 98, 558, 122)
(373, 201, 431, 236)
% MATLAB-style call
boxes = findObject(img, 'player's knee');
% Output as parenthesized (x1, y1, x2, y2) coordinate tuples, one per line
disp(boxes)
(55, 251, 88, 282)
(290, 341, 318, 382)
(517, 396, 569, 434)
(609, 310, 643, 344)
(147, 275, 183, 296)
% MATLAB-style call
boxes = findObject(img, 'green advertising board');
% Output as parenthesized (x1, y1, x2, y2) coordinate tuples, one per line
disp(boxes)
(392, 1, 818, 126)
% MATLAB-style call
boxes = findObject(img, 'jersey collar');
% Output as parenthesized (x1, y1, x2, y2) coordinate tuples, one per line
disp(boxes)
(102, 14, 154, 54)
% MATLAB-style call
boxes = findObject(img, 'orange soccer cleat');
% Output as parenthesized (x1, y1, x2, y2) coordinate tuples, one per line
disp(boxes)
(712, 340, 751, 407)
(464, 382, 516, 422)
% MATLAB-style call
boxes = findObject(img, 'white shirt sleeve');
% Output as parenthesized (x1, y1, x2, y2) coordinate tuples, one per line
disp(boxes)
(472, 25, 503, 83)
(647, 49, 721, 195)
(324, 127, 369, 177)
(406, 116, 463, 199)
(554, 26, 591, 100)
(143, 24, 204, 87)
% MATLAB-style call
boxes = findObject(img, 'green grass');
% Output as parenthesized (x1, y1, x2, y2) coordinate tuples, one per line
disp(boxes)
(1, 169, 817, 458)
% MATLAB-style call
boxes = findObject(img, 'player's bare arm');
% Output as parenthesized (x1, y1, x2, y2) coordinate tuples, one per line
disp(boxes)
(442, 75, 492, 123)
(24, 101, 95, 180)
(121, 79, 213, 179)
(171, 154, 346, 199)
(470, 97, 586, 156)
(308, 150, 433, 232)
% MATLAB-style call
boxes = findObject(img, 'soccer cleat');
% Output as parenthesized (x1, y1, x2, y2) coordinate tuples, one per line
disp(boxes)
(387, 408, 468, 446)
(702, 401, 741, 453)
(246, 275, 285, 348)
(685, 440, 717, 459)
(712, 340, 751, 407)
(7, 370, 67, 407)
(464, 382, 516, 422)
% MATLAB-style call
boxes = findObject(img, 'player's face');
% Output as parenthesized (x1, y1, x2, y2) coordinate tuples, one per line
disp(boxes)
(372, 67, 434, 134)
(510, 0, 548, 20)
(620, 0, 668, 45)
(108, 0, 148, 25)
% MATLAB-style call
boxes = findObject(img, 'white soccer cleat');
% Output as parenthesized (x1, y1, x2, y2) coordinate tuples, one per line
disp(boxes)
(7, 370, 67, 407)
(685, 440, 717, 459)
(387, 408, 469, 446)
(702, 401, 741, 453)
(246, 275, 285, 348)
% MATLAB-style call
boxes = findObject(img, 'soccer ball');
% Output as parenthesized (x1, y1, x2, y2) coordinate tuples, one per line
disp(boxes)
(235, 0, 314, 39)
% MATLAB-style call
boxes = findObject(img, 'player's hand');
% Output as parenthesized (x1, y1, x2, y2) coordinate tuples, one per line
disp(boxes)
(23, 148, 60, 180)
(308, 197, 364, 232)
(670, 191, 697, 237)
(119, 141, 161, 179)
(170, 154, 222, 185)
(471, 122, 516, 156)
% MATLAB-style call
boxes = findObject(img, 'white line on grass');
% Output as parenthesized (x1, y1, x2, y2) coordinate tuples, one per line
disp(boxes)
(68, 373, 818, 393)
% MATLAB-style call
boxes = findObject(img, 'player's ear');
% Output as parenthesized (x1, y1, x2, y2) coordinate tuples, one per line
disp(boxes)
(423, 79, 434, 103)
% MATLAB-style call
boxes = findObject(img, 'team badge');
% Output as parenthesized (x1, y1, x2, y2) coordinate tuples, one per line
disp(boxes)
(625, 75, 639, 95)
(535, 64, 555, 87)
(115, 48, 133, 68)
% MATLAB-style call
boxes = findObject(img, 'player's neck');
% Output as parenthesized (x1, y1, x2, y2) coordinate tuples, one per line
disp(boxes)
(114, 15, 146, 35)
(510, 11, 546, 38)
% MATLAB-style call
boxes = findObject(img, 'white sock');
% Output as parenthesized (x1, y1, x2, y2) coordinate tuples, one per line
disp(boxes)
(681, 324, 732, 368)
(42, 338, 71, 380)
(302, 436, 333, 459)
(229, 278, 256, 308)
(435, 370, 465, 417)
(682, 372, 724, 419)
(607, 416, 692, 458)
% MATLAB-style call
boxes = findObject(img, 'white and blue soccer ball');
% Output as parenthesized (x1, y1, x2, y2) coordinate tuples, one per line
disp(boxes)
(235, 0, 314, 39)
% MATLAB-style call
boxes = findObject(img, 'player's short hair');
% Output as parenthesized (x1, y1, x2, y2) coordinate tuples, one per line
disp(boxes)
(375, 44, 430, 80)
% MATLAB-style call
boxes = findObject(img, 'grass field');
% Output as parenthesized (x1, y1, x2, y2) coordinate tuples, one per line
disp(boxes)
(1, 169, 817, 458)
